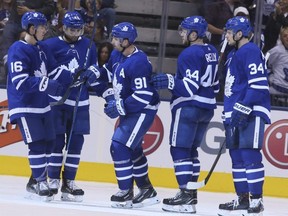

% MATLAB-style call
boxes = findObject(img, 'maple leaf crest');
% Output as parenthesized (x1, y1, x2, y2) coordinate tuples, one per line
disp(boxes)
(67, 58, 80, 73)
(34, 61, 47, 77)
(224, 68, 235, 98)
(112, 75, 123, 100)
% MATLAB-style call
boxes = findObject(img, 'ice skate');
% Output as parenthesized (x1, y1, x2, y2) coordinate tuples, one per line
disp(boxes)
(162, 189, 197, 213)
(49, 178, 60, 195)
(26, 176, 53, 202)
(244, 198, 264, 216)
(132, 185, 160, 208)
(111, 188, 133, 208)
(218, 193, 249, 216)
(61, 179, 84, 202)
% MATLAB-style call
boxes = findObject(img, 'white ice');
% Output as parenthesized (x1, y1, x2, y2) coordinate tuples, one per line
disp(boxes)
(0, 175, 286, 216)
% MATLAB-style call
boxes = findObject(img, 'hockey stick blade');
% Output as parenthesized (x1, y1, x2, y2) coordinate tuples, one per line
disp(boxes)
(187, 180, 206, 190)
(187, 138, 226, 190)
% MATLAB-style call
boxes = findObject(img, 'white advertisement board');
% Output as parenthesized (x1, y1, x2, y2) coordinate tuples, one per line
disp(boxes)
(1, 89, 288, 178)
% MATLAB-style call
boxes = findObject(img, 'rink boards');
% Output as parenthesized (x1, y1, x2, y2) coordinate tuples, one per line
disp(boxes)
(0, 89, 287, 198)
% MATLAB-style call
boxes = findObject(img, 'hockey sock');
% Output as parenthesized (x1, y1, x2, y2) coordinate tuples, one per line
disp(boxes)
(230, 149, 249, 194)
(28, 140, 49, 182)
(242, 149, 264, 195)
(48, 134, 66, 179)
(191, 148, 200, 182)
(110, 141, 133, 190)
(63, 134, 84, 180)
(170, 146, 193, 188)
(132, 147, 149, 188)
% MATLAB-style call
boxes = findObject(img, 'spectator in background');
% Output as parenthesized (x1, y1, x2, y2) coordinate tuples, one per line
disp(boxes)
(78, 0, 108, 43)
(0, 0, 12, 84)
(98, 0, 116, 36)
(0, 0, 12, 31)
(97, 41, 113, 67)
(204, 0, 243, 49)
(266, 26, 288, 103)
(263, 0, 288, 53)
(0, 0, 55, 69)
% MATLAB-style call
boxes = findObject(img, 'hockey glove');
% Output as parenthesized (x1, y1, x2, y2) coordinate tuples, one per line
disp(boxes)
(82, 64, 101, 87)
(230, 102, 252, 128)
(39, 77, 64, 96)
(102, 88, 115, 103)
(150, 73, 175, 90)
(104, 99, 126, 119)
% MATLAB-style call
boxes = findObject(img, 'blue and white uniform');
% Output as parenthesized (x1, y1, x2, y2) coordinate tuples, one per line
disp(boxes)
(106, 48, 160, 191)
(169, 43, 219, 187)
(224, 42, 270, 126)
(221, 16, 271, 209)
(44, 35, 108, 182)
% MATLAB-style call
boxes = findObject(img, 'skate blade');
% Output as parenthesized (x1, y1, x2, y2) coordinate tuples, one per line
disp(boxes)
(25, 192, 54, 202)
(61, 192, 83, 202)
(111, 200, 133, 209)
(133, 196, 160, 208)
(218, 209, 247, 216)
(243, 212, 263, 216)
(162, 203, 196, 213)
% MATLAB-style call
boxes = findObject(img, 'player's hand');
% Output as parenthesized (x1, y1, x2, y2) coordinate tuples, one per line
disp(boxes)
(82, 64, 100, 87)
(150, 73, 175, 90)
(39, 77, 64, 96)
(230, 102, 252, 128)
(102, 88, 115, 103)
(104, 99, 126, 119)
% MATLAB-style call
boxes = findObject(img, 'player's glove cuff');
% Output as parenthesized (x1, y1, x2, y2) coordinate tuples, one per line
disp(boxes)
(167, 74, 175, 90)
(233, 102, 252, 115)
(116, 99, 126, 116)
(102, 88, 114, 103)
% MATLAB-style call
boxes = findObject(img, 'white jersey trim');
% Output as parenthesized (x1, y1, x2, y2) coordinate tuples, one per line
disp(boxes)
(9, 105, 51, 116)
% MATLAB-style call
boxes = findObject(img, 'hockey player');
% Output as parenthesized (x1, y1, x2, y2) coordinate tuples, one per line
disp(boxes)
(150, 16, 219, 213)
(85, 22, 160, 208)
(218, 16, 270, 216)
(6, 11, 65, 200)
(43, 11, 112, 202)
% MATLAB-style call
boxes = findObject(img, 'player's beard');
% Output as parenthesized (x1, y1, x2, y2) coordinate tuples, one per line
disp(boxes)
(63, 34, 79, 43)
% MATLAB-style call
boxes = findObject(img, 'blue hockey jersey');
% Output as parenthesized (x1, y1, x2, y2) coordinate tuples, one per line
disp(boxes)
(224, 42, 271, 124)
(103, 47, 160, 114)
(7, 40, 56, 123)
(170, 44, 219, 111)
(44, 36, 107, 111)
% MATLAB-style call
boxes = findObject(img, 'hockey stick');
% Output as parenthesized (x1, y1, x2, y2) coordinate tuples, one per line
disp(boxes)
(50, 1, 98, 107)
(62, 82, 84, 165)
(187, 138, 226, 190)
(218, 38, 227, 64)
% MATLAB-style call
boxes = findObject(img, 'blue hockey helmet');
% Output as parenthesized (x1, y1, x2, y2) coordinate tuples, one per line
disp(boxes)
(21, 12, 47, 30)
(111, 22, 138, 43)
(62, 11, 84, 29)
(179, 16, 207, 38)
(225, 16, 252, 37)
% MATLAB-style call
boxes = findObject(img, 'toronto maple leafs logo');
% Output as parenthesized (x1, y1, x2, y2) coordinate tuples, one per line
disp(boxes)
(194, 17, 199, 23)
(122, 25, 129, 32)
(34, 61, 47, 77)
(112, 75, 123, 100)
(224, 68, 235, 98)
(239, 17, 246, 23)
(67, 57, 80, 73)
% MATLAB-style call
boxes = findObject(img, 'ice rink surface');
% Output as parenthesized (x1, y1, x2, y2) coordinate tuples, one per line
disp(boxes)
(0, 175, 287, 216)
